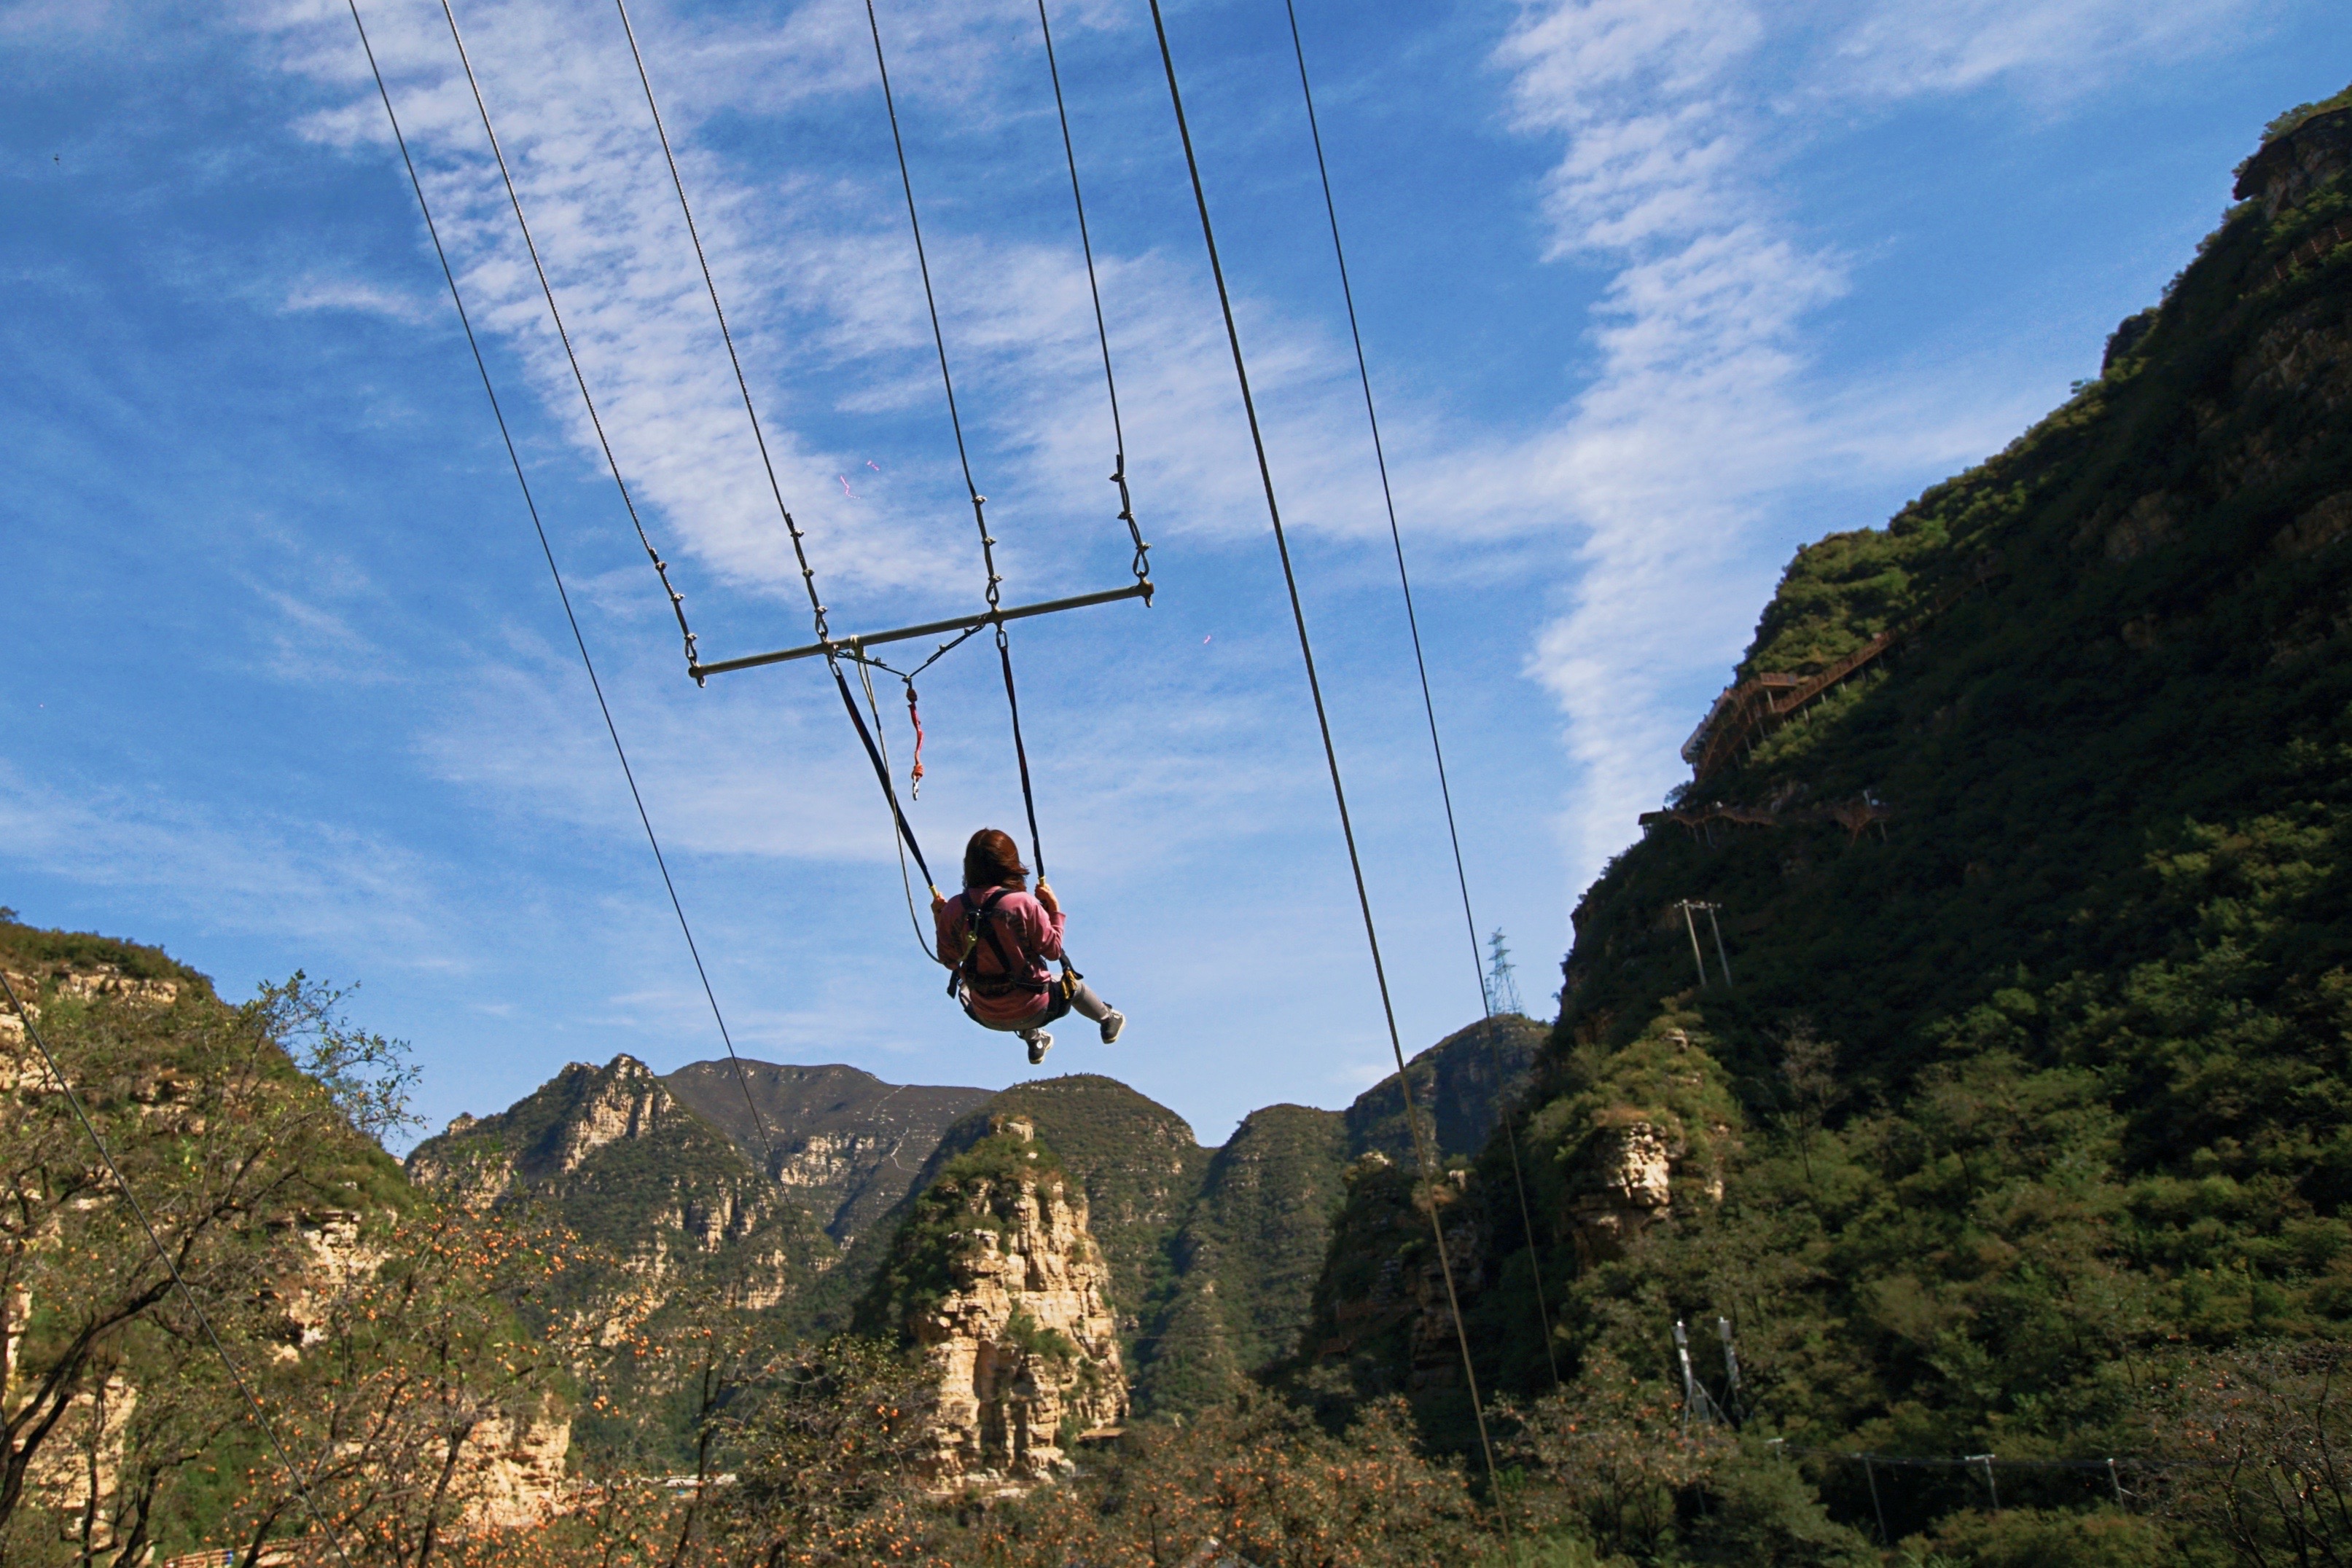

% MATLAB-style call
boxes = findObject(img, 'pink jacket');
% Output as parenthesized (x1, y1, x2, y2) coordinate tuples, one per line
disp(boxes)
(936, 886, 1067, 1026)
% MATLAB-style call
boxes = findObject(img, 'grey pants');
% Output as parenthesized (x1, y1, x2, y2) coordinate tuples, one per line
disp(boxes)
(965, 979, 1112, 1040)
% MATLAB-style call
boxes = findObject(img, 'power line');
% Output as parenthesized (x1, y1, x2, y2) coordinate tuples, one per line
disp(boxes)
(1141, 0, 1505, 1513)
(0, 969, 361, 1568)
(345, 0, 777, 1177)
(1280, 0, 1561, 1393)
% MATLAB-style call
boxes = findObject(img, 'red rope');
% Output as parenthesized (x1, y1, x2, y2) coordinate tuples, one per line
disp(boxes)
(906, 683, 926, 799)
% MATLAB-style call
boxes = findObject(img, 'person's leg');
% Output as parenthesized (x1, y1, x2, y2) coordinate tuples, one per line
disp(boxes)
(1066, 981, 1125, 1043)
(1064, 981, 1111, 1024)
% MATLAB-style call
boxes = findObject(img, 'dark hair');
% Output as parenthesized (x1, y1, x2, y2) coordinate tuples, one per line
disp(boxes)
(964, 828, 1028, 891)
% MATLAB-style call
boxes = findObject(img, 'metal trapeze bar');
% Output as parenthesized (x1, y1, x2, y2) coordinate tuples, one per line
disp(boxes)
(690, 580, 1154, 679)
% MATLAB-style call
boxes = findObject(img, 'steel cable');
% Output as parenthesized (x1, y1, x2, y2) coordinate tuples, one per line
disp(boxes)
(605, 0, 940, 894)
(1035, 0, 1151, 592)
(606, 0, 837, 658)
(351, 0, 778, 1177)
(1142, 0, 1506, 1514)
(860, 0, 1055, 889)
(1280, 0, 1560, 1391)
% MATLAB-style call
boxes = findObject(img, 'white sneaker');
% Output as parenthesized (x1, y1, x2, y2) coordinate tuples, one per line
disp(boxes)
(1098, 1011, 1125, 1045)
(1025, 1032, 1053, 1065)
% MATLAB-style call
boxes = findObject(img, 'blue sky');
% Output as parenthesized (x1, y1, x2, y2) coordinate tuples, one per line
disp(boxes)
(3, 0, 2344, 1148)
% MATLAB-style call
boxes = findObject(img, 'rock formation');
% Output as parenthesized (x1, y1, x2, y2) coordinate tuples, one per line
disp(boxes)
(2236, 103, 2352, 219)
(661, 1060, 991, 1249)
(407, 1054, 826, 1315)
(1548, 1026, 1736, 1269)
(867, 1117, 1126, 1490)
(1, 946, 571, 1550)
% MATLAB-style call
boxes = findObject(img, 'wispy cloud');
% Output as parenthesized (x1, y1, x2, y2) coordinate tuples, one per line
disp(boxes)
(283, 273, 436, 322)
(1490, 0, 2266, 889)
(0, 759, 453, 957)
(1826, 0, 2265, 101)
(242, 0, 2273, 920)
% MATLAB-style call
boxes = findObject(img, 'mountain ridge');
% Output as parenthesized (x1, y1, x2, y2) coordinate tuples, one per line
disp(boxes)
(1297, 98, 2352, 1505)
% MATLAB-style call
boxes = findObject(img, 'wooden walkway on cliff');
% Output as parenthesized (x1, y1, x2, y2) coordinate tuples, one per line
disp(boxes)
(1678, 561, 2002, 785)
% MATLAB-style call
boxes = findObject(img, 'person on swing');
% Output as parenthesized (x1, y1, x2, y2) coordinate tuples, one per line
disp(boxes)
(932, 828, 1125, 1066)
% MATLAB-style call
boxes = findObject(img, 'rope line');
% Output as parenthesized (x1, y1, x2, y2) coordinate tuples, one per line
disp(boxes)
(829, 657, 941, 892)
(1279, 0, 1559, 1392)
(860, 0, 994, 572)
(608, 0, 832, 658)
(995, 628, 1048, 885)
(0, 968, 362, 1568)
(1034, 0, 1150, 592)
(1142, 0, 1504, 1509)
(356, 0, 778, 1176)
(855, 654, 943, 959)
(421, 1, 698, 670)
(606, 0, 940, 893)
(861, 0, 1055, 887)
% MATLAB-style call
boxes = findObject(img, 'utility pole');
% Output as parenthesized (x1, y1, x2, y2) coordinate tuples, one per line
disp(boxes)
(1675, 901, 1734, 989)
(1672, 1320, 1721, 1432)
(1716, 1316, 1743, 1424)
(1676, 902, 1709, 987)
(1863, 1456, 1889, 1545)
(1966, 1453, 1999, 1510)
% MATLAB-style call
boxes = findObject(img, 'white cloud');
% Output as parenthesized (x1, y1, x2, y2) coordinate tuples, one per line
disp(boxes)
(283, 274, 435, 322)
(1490, 0, 2265, 895)
(1826, 0, 2264, 101)
(0, 760, 453, 957)
(239, 0, 2275, 936)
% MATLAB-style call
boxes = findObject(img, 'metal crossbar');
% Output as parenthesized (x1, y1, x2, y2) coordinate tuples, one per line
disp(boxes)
(689, 581, 1152, 679)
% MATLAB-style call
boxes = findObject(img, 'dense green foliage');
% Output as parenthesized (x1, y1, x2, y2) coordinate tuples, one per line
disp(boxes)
(1297, 95, 2352, 1561)
(2259, 85, 2352, 148)
(0, 924, 559, 1567)
(1135, 1102, 1353, 1414)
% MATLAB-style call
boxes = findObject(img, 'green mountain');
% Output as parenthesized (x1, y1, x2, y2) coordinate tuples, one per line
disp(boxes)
(412, 1011, 1546, 1437)
(1343, 1014, 1548, 1161)
(1298, 93, 2352, 1533)
(660, 1059, 989, 1247)
(0, 916, 563, 1562)
(407, 1054, 828, 1311)
(1135, 1015, 1548, 1413)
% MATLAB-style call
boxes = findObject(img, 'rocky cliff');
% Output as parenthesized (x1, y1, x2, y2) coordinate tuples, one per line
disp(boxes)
(660, 1059, 989, 1249)
(407, 1054, 827, 1315)
(862, 1118, 1125, 1490)
(0, 922, 568, 1559)
(430, 1027, 1546, 1438)
(1302, 87, 2352, 1494)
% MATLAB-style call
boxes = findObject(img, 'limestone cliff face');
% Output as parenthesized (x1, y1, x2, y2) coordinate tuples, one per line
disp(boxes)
(661, 1060, 991, 1249)
(869, 1118, 1127, 1489)
(406, 1054, 825, 1315)
(1, 952, 569, 1546)
(1544, 1026, 1736, 1269)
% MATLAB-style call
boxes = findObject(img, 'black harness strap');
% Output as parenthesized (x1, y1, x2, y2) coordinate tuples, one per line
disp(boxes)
(829, 656, 937, 893)
(948, 888, 1058, 1001)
